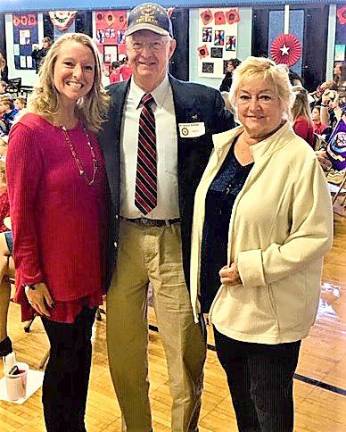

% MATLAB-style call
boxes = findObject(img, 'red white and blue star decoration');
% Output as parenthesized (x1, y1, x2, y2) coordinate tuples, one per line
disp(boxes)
(270, 33, 302, 67)
(337, 6, 346, 25)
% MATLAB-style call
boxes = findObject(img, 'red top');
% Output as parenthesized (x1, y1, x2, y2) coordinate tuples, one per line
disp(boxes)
(313, 121, 328, 136)
(7, 113, 107, 323)
(0, 190, 10, 232)
(109, 69, 122, 84)
(293, 116, 315, 148)
(119, 64, 132, 81)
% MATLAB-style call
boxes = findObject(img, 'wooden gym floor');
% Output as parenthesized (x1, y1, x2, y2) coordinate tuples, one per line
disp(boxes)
(0, 212, 346, 431)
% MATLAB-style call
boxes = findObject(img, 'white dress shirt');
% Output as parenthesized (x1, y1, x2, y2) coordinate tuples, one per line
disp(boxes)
(120, 76, 179, 219)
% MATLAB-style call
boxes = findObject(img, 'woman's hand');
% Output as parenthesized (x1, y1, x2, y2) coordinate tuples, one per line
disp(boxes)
(219, 262, 242, 286)
(25, 282, 54, 317)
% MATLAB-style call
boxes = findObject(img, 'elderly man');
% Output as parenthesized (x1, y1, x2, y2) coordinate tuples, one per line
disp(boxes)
(99, 3, 234, 431)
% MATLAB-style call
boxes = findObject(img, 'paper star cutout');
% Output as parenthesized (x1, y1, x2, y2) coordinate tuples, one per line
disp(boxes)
(280, 44, 290, 55)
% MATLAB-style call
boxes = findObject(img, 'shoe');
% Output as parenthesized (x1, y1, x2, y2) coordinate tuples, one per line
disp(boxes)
(0, 336, 12, 356)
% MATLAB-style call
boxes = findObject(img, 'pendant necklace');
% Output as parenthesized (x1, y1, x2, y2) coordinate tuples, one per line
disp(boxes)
(61, 124, 98, 186)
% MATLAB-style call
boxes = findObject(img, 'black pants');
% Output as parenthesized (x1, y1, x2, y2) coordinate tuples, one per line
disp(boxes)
(214, 327, 301, 432)
(41, 307, 96, 432)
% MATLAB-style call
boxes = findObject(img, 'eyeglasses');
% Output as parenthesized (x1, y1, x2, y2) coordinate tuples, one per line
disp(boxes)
(237, 94, 278, 105)
(127, 39, 169, 52)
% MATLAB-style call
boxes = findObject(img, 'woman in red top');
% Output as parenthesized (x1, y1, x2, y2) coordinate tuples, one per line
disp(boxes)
(7, 33, 109, 432)
(312, 106, 328, 135)
(291, 87, 314, 147)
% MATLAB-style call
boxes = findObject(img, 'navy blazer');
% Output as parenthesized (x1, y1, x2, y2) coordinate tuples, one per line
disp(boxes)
(98, 75, 234, 290)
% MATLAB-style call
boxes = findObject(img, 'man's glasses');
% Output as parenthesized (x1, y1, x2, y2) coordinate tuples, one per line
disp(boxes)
(128, 39, 168, 52)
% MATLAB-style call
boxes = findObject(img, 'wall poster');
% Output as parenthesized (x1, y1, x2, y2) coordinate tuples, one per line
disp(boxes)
(93, 10, 128, 70)
(198, 8, 239, 78)
(12, 13, 39, 70)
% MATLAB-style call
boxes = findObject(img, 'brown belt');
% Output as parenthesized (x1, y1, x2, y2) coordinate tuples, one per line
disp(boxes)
(120, 216, 181, 227)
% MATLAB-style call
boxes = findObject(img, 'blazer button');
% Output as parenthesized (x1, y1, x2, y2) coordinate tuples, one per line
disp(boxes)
(114, 241, 118, 248)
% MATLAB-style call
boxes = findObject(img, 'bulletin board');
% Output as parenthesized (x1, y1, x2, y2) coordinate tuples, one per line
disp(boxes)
(197, 8, 239, 78)
(12, 13, 38, 70)
(93, 10, 128, 64)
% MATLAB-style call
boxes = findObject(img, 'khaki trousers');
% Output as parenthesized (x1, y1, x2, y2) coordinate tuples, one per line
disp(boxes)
(106, 220, 206, 432)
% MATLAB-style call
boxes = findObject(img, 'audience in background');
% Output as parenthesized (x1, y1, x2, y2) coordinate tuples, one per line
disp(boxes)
(220, 58, 241, 93)
(109, 61, 122, 84)
(118, 55, 132, 81)
(31, 36, 53, 73)
(0, 81, 8, 96)
(0, 53, 8, 83)
(14, 97, 26, 112)
(0, 97, 19, 135)
(291, 86, 314, 147)
(312, 105, 328, 135)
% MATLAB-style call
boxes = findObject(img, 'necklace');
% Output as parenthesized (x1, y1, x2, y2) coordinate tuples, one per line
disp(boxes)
(61, 124, 98, 186)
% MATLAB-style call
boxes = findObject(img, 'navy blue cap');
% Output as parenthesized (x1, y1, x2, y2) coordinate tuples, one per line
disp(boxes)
(125, 3, 173, 38)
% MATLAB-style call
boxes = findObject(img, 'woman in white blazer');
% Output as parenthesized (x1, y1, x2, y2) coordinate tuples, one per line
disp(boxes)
(190, 57, 333, 432)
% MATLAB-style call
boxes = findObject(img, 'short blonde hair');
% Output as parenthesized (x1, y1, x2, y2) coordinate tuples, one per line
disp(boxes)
(28, 32, 109, 132)
(229, 56, 293, 120)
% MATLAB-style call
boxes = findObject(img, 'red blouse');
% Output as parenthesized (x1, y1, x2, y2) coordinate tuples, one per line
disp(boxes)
(293, 116, 315, 148)
(7, 113, 107, 323)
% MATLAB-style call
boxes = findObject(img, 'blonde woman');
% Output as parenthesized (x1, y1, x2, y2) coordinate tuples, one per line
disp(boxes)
(190, 57, 333, 432)
(291, 86, 314, 146)
(7, 33, 109, 431)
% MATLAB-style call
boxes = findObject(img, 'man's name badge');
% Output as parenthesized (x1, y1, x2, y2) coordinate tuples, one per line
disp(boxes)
(178, 122, 205, 138)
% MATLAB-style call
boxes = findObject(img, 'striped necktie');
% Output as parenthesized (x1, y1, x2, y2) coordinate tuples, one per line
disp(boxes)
(135, 93, 157, 215)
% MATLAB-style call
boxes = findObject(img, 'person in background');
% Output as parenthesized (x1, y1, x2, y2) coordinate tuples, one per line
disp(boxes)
(220, 58, 241, 93)
(118, 55, 132, 81)
(291, 86, 314, 147)
(0, 140, 14, 358)
(98, 3, 234, 431)
(288, 69, 303, 87)
(0, 97, 19, 135)
(312, 105, 328, 135)
(190, 56, 333, 432)
(109, 60, 122, 84)
(14, 96, 26, 112)
(7, 32, 109, 432)
(31, 36, 53, 73)
(0, 53, 8, 83)
(0, 81, 8, 96)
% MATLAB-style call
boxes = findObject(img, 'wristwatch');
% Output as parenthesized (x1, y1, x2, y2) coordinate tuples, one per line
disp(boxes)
(24, 284, 36, 296)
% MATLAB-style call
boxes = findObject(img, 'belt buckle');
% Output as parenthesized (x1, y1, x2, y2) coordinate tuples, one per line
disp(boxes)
(140, 217, 153, 226)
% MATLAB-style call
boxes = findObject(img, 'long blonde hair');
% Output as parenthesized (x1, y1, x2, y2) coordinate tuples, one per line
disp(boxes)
(28, 33, 109, 132)
(291, 87, 312, 123)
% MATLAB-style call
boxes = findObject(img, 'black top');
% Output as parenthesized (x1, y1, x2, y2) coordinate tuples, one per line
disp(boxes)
(219, 72, 233, 92)
(200, 142, 253, 313)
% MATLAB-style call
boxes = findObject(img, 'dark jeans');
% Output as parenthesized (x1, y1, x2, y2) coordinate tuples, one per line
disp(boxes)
(41, 307, 96, 432)
(214, 327, 301, 432)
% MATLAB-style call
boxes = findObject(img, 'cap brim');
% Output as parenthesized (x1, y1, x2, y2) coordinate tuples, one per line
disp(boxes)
(125, 23, 170, 37)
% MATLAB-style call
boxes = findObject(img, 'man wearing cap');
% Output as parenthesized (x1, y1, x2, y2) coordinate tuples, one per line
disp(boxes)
(99, 3, 234, 431)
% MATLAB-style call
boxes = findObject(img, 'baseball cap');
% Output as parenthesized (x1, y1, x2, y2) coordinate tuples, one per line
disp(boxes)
(125, 3, 173, 37)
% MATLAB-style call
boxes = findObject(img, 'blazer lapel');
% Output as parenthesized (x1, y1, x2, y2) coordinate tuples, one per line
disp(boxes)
(101, 81, 130, 211)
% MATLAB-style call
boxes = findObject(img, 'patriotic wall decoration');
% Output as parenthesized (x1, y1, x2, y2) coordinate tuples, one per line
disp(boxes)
(270, 33, 302, 67)
(12, 13, 39, 70)
(49, 11, 77, 32)
(94, 10, 128, 65)
(198, 8, 239, 78)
